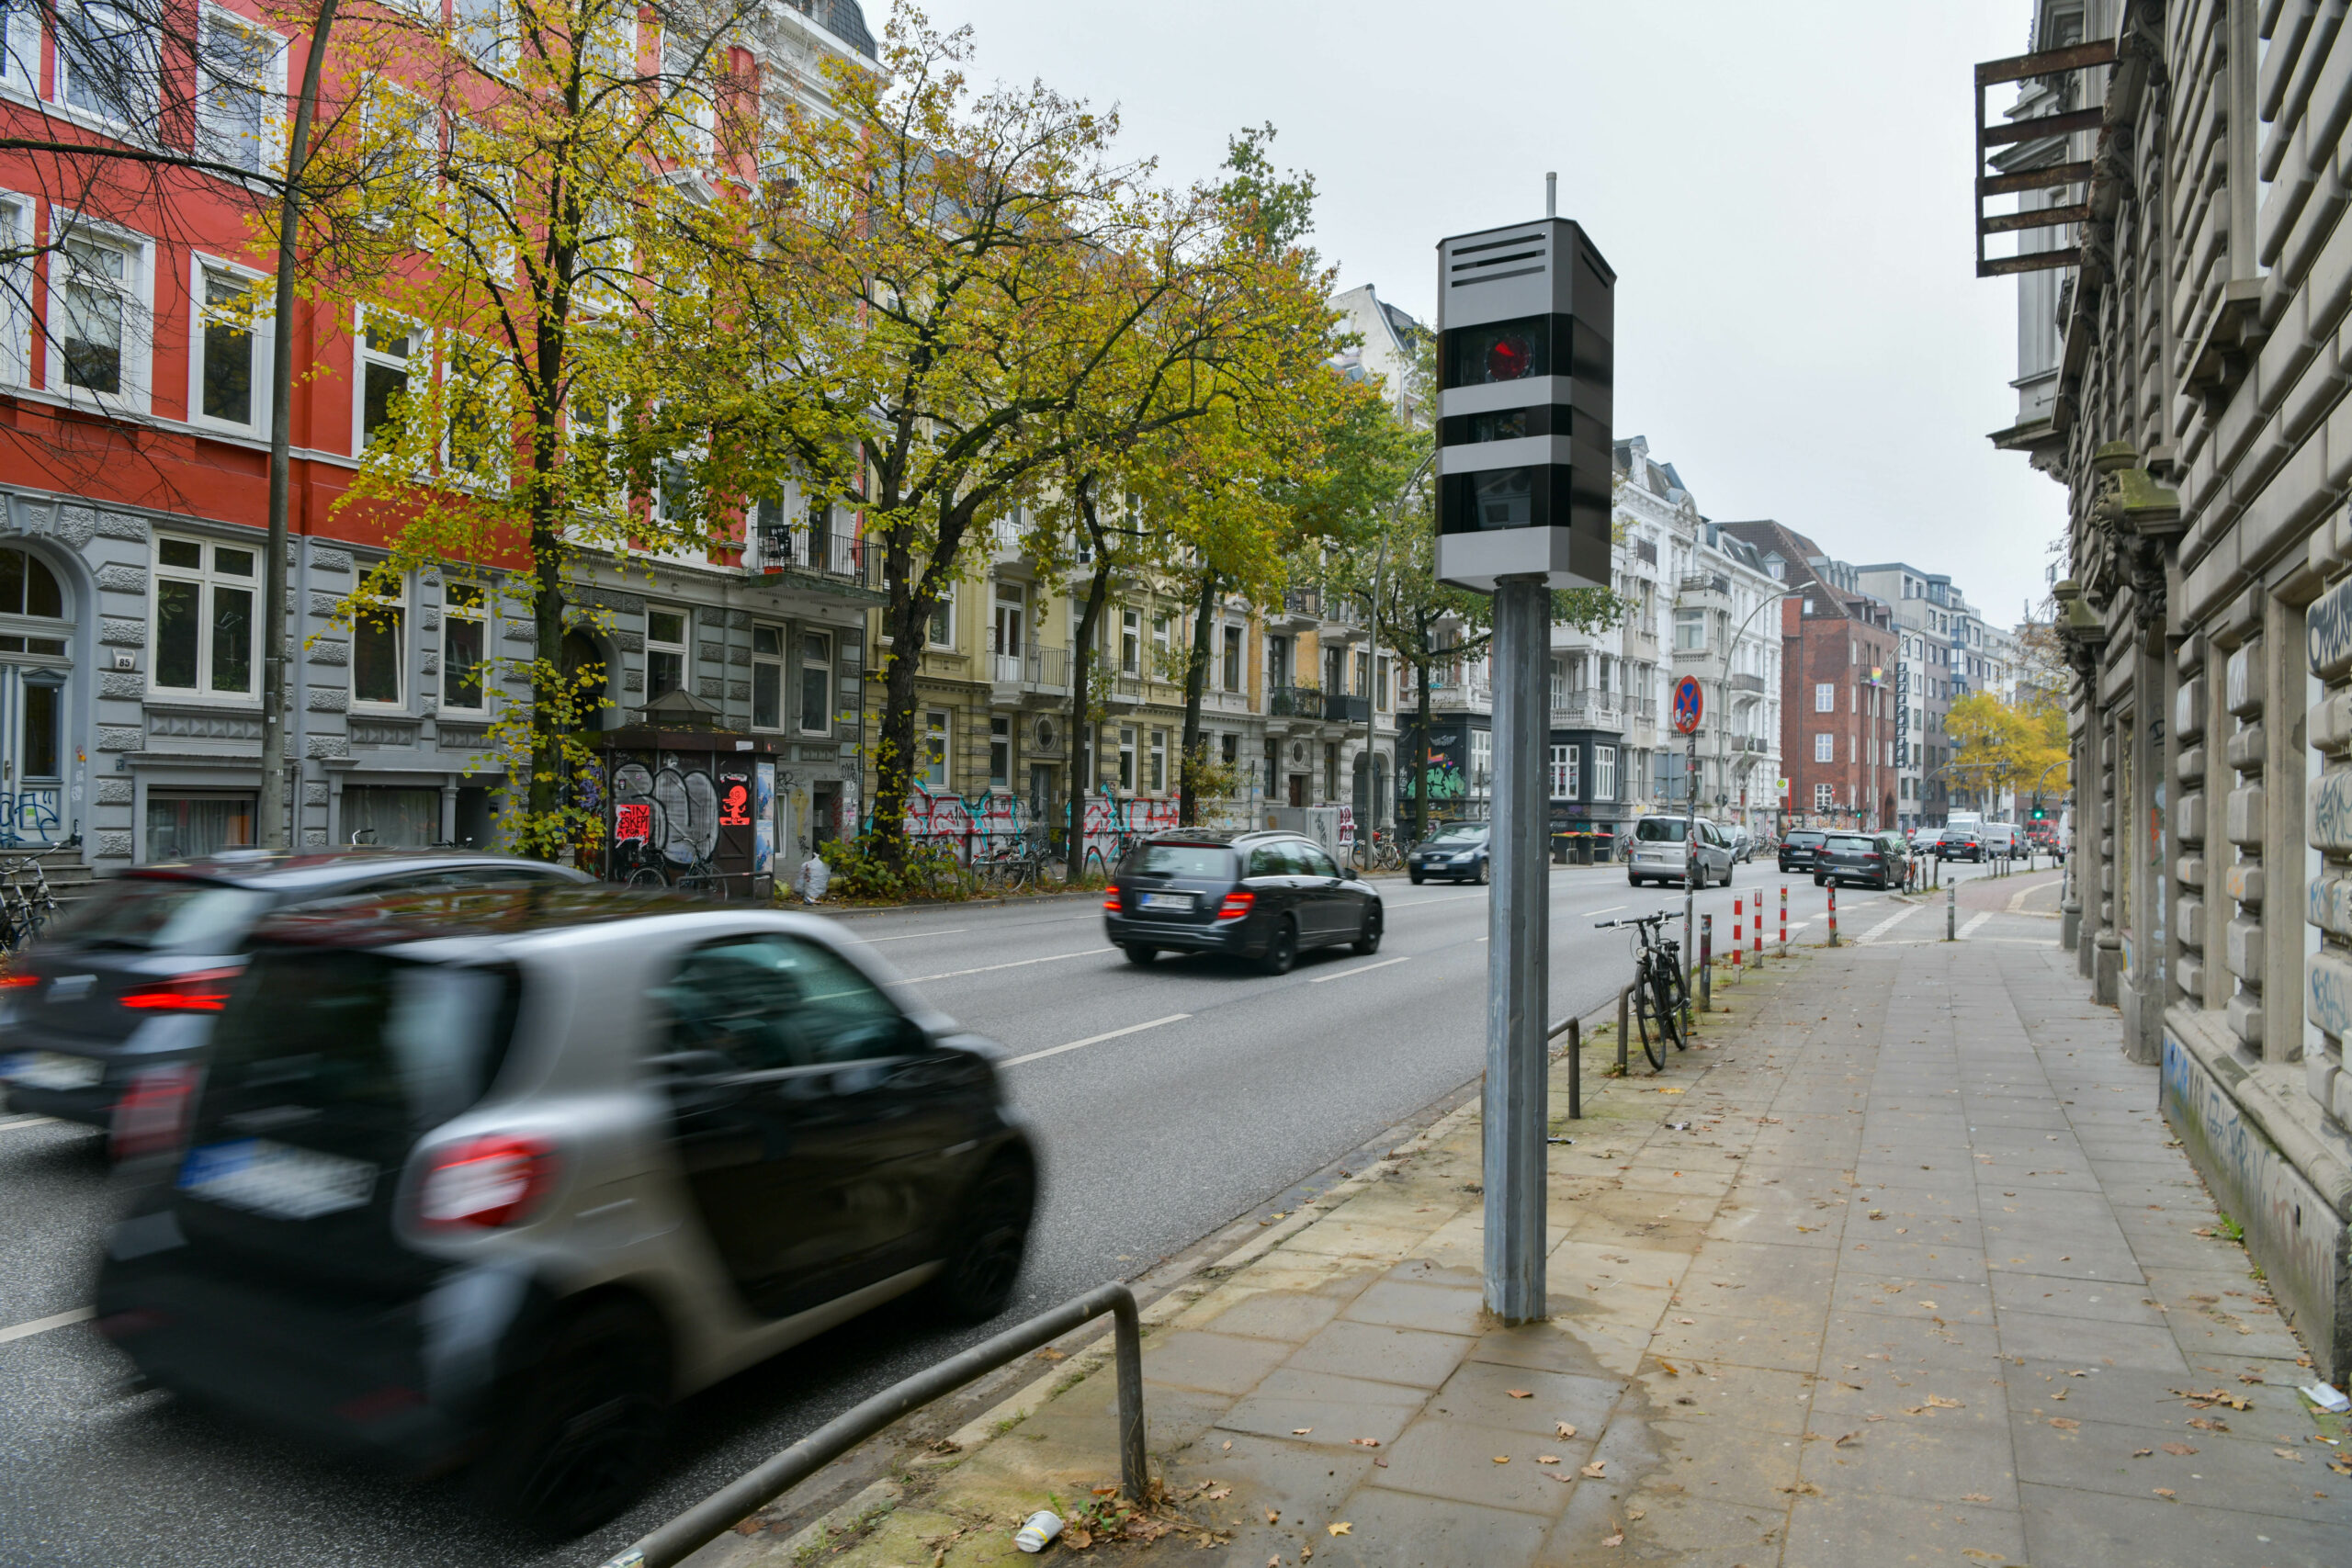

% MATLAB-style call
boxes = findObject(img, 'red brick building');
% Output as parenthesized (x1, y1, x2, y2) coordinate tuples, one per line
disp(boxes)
(1718, 522, 1899, 831)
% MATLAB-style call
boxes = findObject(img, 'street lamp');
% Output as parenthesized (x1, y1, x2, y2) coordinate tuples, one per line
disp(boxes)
(1709, 587, 1803, 836)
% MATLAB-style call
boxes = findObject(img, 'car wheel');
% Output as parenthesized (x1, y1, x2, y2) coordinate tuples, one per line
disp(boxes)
(1353, 904, 1384, 956)
(931, 1155, 1035, 1323)
(1408, 871, 1424, 886)
(1629, 875, 1643, 887)
(481, 1298, 669, 1537)
(1723, 860, 1736, 886)
(1123, 944, 1158, 965)
(1476, 860, 1489, 886)
(1814, 873, 1826, 886)
(1260, 916, 1298, 976)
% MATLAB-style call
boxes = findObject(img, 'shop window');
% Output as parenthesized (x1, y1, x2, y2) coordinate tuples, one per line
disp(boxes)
(436, 581, 486, 710)
(351, 570, 406, 706)
(152, 536, 254, 696)
(146, 792, 254, 860)
(646, 607, 687, 697)
(342, 784, 439, 847)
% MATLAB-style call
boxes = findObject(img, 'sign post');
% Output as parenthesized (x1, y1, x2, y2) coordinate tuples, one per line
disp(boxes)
(1672, 675, 1702, 1022)
(1435, 197, 1613, 1325)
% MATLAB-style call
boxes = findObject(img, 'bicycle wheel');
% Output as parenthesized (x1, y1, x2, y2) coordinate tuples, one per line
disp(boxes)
(1648, 968, 1685, 1055)
(625, 864, 668, 889)
(1631, 969, 1668, 1071)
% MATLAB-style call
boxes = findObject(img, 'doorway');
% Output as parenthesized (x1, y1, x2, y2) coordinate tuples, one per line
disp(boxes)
(0, 667, 65, 844)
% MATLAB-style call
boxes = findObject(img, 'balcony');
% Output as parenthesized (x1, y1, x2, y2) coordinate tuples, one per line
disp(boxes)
(1551, 693, 1625, 732)
(1727, 671, 1766, 694)
(753, 524, 874, 589)
(985, 631, 1070, 703)
(1736, 734, 1770, 754)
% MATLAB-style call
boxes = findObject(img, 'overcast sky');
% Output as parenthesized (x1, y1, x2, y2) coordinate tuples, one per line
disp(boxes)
(897, 0, 2066, 627)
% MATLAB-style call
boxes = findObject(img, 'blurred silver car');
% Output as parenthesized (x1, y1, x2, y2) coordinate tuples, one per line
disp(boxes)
(1626, 815, 1737, 888)
(95, 886, 1035, 1534)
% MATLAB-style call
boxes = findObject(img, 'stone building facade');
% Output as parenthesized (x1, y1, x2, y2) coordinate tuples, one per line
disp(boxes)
(1986, 0, 2352, 1375)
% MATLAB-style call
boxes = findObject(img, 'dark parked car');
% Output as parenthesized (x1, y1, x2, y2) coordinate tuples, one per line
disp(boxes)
(0, 851, 587, 1149)
(1934, 828, 1985, 863)
(1105, 831, 1382, 975)
(95, 887, 1035, 1534)
(1815, 831, 1911, 890)
(1778, 829, 1828, 874)
(1408, 823, 1491, 886)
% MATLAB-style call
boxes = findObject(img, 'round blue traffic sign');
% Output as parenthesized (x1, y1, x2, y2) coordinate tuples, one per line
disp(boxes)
(1672, 676, 1703, 735)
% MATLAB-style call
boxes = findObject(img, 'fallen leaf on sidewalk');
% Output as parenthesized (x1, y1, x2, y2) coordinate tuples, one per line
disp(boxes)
(1349, 1438, 1380, 1448)
(1833, 1430, 1861, 1448)
(2160, 1443, 2197, 1456)
(1034, 1348, 1066, 1362)
(1265, 1509, 1279, 1526)
(2153, 1488, 2177, 1500)
(1506, 1389, 1532, 1399)
(1657, 1087, 1685, 1094)
(1538, 1455, 1561, 1464)
(2276, 1448, 2303, 1461)
(2048, 1417, 2080, 1432)
(1601, 1527, 1624, 1547)
(1925, 1395, 1963, 1409)
(1676, 1316, 1695, 1325)
(1777, 1481, 1824, 1496)
(1202, 1487, 1231, 1500)
(1492, 1456, 1510, 1464)
(1292, 1427, 1312, 1435)
(2132, 1448, 2153, 1458)
(2187, 1417, 2227, 1431)
(1556, 1422, 1579, 1438)
(1581, 1461, 1609, 1477)
(1961, 1493, 1993, 1503)
(1657, 1360, 1679, 1376)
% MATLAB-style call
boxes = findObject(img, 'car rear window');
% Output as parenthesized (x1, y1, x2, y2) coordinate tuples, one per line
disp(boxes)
(1826, 835, 1873, 852)
(1428, 827, 1487, 846)
(1787, 831, 1825, 845)
(1126, 844, 1237, 878)
(42, 877, 272, 954)
(198, 950, 522, 1158)
(1634, 818, 1689, 842)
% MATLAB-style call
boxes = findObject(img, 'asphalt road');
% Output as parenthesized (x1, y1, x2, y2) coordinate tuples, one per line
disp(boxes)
(0, 853, 2024, 1568)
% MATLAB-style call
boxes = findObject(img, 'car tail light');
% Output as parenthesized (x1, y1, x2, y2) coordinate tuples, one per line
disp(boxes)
(1102, 884, 1120, 911)
(0, 974, 36, 991)
(416, 1135, 559, 1229)
(111, 1064, 200, 1160)
(1216, 890, 1254, 920)
(119, 968, 243, 1013)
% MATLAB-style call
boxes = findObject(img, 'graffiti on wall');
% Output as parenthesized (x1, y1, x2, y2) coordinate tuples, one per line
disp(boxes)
(886, 787, 1181, 863)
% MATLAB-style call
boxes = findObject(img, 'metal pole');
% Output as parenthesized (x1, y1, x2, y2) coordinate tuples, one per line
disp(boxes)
(1683, 727, 1697, 1007)
(1779, 883, 1787, 953)
(1483, 577, 1549, 1325)
(1367, 453, 1432, 855)
(1617, 985, 1630, 1073)
(1732, 896, 1743, 976)
(1827, 883, 1838, 947)
(1948, 878, 1957, 940)
(1566, 1015, 1580, 1118)
(1700, 913, 1713, 1011)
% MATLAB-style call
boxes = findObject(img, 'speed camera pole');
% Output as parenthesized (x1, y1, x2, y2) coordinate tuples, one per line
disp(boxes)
(1434, 200, 1614, 1325)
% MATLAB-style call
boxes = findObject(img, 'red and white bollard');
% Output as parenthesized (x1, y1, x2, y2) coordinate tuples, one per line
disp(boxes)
(1779, 884, 1788, 953)
(1753, 897, 1763, 963)
(1732, 897, 1743, 970)
(1826, 883, 1838, 947)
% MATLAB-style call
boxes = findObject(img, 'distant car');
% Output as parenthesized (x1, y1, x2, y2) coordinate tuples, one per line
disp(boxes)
(1981, 823, 2018, 857)
(1935, 828, 1985, 863)
(1725, 826, 1757, 863)
(1105, 830, 1382, 975)
(1778, 829, 1827, 874)
(1815, 830, 1911, 890)
(94, 887, 1036, 1534)
(1407, 823, 1492, 886)
(0, 851, 589, 1149)
(1627, 816, 1736, 888)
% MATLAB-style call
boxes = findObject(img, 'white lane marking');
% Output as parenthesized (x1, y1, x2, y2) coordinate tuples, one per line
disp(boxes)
(1856, 906, 1918, 945)
(1308, 955, 1413, 985)
(0, 1306, 94, 1346)
(0, 1115, 60, 1134)
(1385, 890, 1488, 908)
(1004, 1014, 1191, 1067)
(860, 928, 968, 943)
(1960, 911, 1993, 939)
(1577, 905, 1628, 918)
(903, 947, 1114, 984)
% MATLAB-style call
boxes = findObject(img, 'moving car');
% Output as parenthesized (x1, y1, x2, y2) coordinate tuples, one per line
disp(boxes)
(1815, 830, 1911, 890)
(1407, 823, 1491, 886)
(1778, 829, 1827, 874)
(0, 851, 588, 1148)
(94, 887, 1035, 1535)
(1626, 815, 1736, 888)
(1934, 827, 1985, 863)
(1104, 830, 1382, 975)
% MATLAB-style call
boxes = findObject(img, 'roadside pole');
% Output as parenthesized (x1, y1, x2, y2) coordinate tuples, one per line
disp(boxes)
(1948, 879, 1957, 940)
(1683, 724, 1698, 1012)
(1483, 577, 1550, 1325)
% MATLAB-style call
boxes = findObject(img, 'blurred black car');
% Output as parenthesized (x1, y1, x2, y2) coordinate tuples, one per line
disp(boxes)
(0, 851, 586, 1152)
(1408, 823, 1491, 886)
(95, 888, 1033, 1535)
(1778, 829, 1827, 874)
(1815, 831, 1911, 890)
(1935, 828, 1985, 863)
(1104, 831, 1382, 975)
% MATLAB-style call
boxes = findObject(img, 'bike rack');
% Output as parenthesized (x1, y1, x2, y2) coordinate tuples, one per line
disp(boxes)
(595, 1282, 1149, 1568)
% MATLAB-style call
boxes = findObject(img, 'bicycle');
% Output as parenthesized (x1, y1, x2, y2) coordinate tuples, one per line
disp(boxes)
(1595, 911, 1686, 1071)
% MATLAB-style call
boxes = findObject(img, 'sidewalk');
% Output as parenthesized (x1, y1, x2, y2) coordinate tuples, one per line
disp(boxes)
(722, 874, 2352, 1567)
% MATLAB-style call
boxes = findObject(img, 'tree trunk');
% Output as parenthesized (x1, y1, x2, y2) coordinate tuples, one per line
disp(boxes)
(1065, 551, 1113, 883)
(1412, 615, 1434, 845)
(868, 536, 927, 870)
(1177, 568, 1216, 827)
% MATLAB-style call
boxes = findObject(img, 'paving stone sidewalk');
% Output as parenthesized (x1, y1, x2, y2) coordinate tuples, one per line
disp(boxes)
(734, 885, 2352, 1568)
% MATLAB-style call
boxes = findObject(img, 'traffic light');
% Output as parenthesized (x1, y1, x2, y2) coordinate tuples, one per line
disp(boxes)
(1433, 218, 1613, 592)
(2029, 793, 2046, 822)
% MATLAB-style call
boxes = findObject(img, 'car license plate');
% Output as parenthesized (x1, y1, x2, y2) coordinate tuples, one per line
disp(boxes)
(177, 1138, 376, 1220)
(1137, 892, 1193, 913)
(0, 1051, 104, 1090)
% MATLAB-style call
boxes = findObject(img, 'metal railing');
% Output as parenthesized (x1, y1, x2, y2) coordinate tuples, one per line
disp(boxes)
(754, 526, 868, 583)
(596, 1282, 1148, 1568)
(1268, 682, 1323, 717)
(984, 633, 1072, 693)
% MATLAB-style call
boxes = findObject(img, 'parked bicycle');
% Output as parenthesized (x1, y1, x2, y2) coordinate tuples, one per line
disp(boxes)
(1351, 828, 1405, 874)
(1596, 911, 1687, 1071)
(0, 856, 58, 953)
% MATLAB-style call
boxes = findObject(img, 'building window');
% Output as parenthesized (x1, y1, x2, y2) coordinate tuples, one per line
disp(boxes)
(751, 626, 783, 728)
(646, 607, 687, 698)
(57, 0, 158, 125)
(927, 586, 954, 649)
(1813, 732, 1834, 763)
(0, 547, 67, 656)
(1470, 728, 1493, 790)
(1376, 655, 1390, 708)
(189, 262, 266, 432)
(922, 709, 949, 790)
(197, 6, 282, 174)
(53, 230, 143, 400)
(1550, 743, 1577, 800)
(1815, 783, 1834, 813)
(1220, 731, 1238, 765)
(797, 631, 831, 734)
(1148, 728, 1167, 793)
(1673, 606, 1705, 652)
(356, 308, 418, 448)
(1152, 611, 1170, 671)
(151, 536, 255, 697)
(441, 581, 485, 710)
(351, 570, 405, 706)
(1120, 607, 1141, 676)
(1222, 625, 1242, 691)
(1595, 744, 1616, 800)
(1114, 726, 1136, 791)
(146, 793, 254, 860)
(989, 715, 1012, 787)
(1813, 682, 1834, 712)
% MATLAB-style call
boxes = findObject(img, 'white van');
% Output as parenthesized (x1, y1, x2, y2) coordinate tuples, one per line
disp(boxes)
(1981, 822, 2018, 856)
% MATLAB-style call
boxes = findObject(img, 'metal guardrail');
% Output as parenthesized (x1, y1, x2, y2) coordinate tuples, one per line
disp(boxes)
(595, 1282, 1148, 1568)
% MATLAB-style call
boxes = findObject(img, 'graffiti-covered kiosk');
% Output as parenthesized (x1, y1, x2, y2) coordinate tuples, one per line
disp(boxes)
(595, 688, 780, 899)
